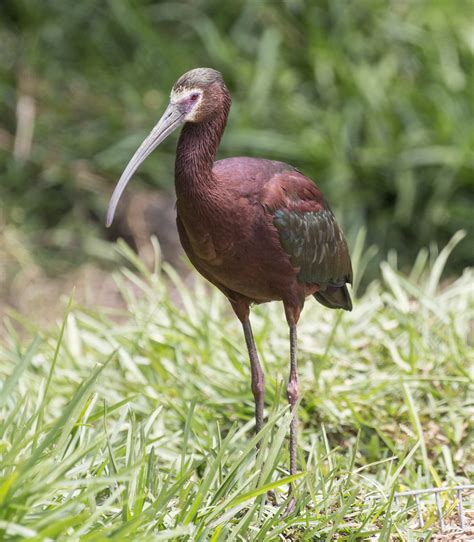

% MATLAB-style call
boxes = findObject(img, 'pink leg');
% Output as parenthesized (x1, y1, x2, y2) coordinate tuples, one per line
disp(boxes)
(283, 302, 302, 515)
(287, 323, 299, 475)
(242, 317, 265, 434)
(231, 298, 265, 436)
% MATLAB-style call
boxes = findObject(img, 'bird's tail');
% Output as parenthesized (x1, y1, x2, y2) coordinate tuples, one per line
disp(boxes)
(313, 284, 352, 311)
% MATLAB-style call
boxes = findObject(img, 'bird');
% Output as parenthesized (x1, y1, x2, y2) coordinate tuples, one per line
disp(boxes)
(106, 67, 352, 509)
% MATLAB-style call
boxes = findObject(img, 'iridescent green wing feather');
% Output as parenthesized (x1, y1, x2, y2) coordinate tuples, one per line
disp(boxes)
(273, 207, 352, 288)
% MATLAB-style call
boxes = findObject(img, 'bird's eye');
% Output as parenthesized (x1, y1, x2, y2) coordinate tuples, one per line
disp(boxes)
(190, 93, 200, 102)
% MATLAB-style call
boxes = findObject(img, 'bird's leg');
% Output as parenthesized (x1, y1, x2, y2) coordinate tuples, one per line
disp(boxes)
(242, 316, 280, 506)
(230, 298, 265, 437)
(287, 323, 299, 476)
(242, 316, 265, 435)
(231, 300, 276, 505)
(283, 303, 301, 516)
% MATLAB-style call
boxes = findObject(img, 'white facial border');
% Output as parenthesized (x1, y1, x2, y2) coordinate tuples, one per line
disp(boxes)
(170, 87, 203, 122)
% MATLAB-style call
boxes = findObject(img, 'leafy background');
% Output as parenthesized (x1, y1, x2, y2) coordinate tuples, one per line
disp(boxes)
(0, 2, 473, 538)
(1, 0, 472, 289)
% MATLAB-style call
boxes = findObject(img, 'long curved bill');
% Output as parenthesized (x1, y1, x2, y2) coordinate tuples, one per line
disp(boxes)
(106, 103, 185, 227)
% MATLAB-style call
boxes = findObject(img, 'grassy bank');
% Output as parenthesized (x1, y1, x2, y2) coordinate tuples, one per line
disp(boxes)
(0, 233, 472, 540)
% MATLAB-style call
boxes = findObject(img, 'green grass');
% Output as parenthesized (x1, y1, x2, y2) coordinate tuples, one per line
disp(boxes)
(0, 232, 472, 540)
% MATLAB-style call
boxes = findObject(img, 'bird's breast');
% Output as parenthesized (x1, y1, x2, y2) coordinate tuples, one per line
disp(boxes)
(176, 199, 298, 302)
(176, 198, 231, 264)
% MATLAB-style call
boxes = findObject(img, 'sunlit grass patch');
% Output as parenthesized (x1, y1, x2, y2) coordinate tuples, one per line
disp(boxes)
(0, 234, 472, 539)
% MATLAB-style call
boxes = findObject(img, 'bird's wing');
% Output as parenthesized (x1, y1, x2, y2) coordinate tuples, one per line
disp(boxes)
(261, 170, 352, 288)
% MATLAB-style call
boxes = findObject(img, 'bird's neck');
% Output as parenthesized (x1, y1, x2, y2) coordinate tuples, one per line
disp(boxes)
(175, 95, 230, 201)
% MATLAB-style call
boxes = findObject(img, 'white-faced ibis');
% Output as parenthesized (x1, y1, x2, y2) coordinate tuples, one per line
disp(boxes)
(107, 68, 352, 505)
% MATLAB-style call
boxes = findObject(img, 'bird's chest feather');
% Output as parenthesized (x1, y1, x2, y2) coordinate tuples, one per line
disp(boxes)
(176, 195, 276, 264)
(176, 195, 297, 302)
(175, 196, 240, 265)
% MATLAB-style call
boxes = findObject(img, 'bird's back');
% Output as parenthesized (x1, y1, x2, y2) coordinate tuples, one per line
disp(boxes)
(213, 156, 298, 194)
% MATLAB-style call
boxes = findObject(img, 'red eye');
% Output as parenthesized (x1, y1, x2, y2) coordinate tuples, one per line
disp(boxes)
(190, 93, 199, 102)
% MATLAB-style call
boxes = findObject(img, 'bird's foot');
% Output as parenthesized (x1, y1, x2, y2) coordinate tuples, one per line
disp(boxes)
(282, 495, 296, 518)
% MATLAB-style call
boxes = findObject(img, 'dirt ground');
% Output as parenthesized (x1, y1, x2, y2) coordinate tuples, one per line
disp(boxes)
(432, 510, 473, 540)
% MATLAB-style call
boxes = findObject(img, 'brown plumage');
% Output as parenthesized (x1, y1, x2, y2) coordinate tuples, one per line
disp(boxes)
(107, 68, 352, 512)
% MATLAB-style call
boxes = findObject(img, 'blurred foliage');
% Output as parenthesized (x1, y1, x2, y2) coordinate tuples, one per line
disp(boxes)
(0, 0, 472, 277)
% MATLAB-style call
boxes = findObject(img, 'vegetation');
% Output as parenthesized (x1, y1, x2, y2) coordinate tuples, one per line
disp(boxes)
(0, 2, 472, 538)
(1, 0, 473, 280)
(0, 234, 472, 539)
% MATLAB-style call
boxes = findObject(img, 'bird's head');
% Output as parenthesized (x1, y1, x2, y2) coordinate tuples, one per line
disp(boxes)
(106, 68, 228, 227)
(171, 67, 227, 123)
